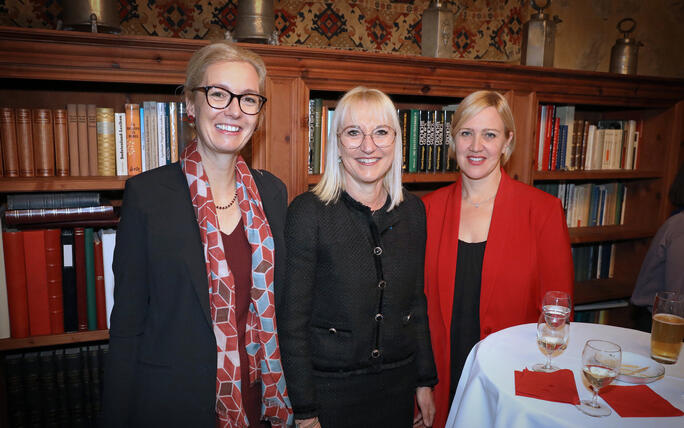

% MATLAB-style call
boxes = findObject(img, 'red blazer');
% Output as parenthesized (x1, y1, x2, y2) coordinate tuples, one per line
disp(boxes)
(422, 170, 574, 428)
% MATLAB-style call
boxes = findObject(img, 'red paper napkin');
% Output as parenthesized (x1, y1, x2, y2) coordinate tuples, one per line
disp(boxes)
(514, 368, 580, 404)
(600, 385, 684, 417)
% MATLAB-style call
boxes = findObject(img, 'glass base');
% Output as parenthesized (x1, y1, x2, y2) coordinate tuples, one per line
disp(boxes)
(577, 400, 611, 417)
(530, 362, 559, 372)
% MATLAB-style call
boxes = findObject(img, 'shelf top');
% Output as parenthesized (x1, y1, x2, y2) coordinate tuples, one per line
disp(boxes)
(0, 176, 128, 192)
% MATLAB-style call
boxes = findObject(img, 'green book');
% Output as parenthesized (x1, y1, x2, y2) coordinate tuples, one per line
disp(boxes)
(408, 109, 420, 172)
(312, 98, 323, 174)
(84, 228, 96, 330)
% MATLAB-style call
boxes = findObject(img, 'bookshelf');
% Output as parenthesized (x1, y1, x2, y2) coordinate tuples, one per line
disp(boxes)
(0, 27, 683, 421)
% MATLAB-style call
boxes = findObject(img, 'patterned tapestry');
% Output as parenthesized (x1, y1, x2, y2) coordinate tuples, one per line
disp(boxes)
(0, 0, 524, 62)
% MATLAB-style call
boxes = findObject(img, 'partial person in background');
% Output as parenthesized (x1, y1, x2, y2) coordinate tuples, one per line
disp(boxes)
(102, 41, 292, 427)
(278, 87, 437, 428)
(422, 90, 574, 427)
(631, 163, 684, 324)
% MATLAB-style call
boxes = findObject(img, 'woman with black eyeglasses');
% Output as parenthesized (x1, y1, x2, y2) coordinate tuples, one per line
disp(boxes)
(102, 41, 293, 428)
(278, 87, 437, 428)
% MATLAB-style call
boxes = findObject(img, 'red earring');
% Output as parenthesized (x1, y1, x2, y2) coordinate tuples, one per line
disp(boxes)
(188, 114, 195, 123)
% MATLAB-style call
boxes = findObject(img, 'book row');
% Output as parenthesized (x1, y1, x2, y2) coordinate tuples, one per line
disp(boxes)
(572, 243, 616, 282)
(1, 228, 116, 339)
(307, 99, 459, 175)
(535, 104, 642, 171)
(4, 343, 108, 427)
(536, 182, 627, 228)
(0, 103, 195, 178)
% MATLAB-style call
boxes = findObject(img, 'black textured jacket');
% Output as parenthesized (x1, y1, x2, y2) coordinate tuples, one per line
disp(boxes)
(277, 190, 438, 419)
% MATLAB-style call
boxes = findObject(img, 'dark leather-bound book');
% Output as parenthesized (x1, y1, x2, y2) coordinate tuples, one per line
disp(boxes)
(22, 229, 51, 336)
(64, 346, 86, 425)
(74, 228, 88, 331)
(53, 348, 70, 424)
(19, 218, 120, 230)
(93, 234, 107, 330)
(5, 353, 27, 426)
(66, 104, 80, 176)
(76, 104, 89, 176)
(87, 344, 102, 419)
(61, 229, 78, 332)
(32, 108, 55, 176)
(39, 349, 59, 425)
(45, 228, 65, 334)
(8, 192, 101, 210)
(54, 108, 70, 176)
(2, 231, 30, 337)
(0, 106, 20, 176)
(15, 107, 35, 176)
(84, 228, 96, 330)
(86, 104, 98, 176)
(80, 345, 93, 423)
(23, 351, 42, 425)
(4, 205, 116, 226)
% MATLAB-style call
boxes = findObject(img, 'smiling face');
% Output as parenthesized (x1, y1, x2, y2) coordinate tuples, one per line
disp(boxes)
(186, 60, 260, 159)
(454, 106, 512, 182)
(338, 101, 396, 191)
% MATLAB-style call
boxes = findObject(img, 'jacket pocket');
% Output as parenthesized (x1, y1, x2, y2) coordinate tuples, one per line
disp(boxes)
(310, 319, 354, 369)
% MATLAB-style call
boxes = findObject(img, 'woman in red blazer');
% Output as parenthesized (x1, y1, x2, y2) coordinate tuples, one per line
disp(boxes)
(422, 91, 574, 427)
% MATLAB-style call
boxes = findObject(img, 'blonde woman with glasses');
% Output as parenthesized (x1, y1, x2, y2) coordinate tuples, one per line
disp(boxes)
(278, 87, 437, 428)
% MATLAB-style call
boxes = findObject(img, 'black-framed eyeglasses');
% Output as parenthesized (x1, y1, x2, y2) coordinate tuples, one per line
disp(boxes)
(192, 86, 267, 115)
(338, 125, 396, 149)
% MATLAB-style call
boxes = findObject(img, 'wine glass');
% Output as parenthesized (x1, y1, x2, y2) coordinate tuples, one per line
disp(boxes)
(542, 291, 572, 328)
(532, 312, 570, 372)
(577, 340, 622, 417)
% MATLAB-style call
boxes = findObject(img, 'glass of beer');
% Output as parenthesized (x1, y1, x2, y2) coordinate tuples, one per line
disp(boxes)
(651, 291, 684, 364)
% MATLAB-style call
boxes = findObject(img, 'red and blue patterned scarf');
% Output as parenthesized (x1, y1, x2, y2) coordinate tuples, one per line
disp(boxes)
(181, 141, 292, 427)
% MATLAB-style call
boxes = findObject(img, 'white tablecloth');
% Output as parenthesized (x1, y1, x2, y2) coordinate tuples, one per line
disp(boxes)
(447, 322, 684, 428)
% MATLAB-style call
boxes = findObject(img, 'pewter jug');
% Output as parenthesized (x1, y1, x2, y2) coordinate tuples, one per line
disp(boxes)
(521, 0, 561, 67)
(610, 18, 643, 75)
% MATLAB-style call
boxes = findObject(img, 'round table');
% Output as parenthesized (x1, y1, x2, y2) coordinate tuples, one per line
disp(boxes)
(447, 322, 684, 428)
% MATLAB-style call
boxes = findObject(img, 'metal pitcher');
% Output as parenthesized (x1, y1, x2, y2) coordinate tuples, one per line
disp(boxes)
(61, 0, 120, 33)
(421, 0, 454, 58)
(609, 18, 643, 75)
(235, 0, 275, 43)
(521, 0, 561, 67)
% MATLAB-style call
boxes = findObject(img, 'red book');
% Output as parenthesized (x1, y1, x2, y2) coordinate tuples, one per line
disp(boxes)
(73, 227, 88, 331)
(93, 235, 107, 330)
(44, 229, 65, 334)
(541, 105, 554, 171)
(550, 116, 560, 171)
(22, 230, 51, 336)
(2, 231, 29, 338)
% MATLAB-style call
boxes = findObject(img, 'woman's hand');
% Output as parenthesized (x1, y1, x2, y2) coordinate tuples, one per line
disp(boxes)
(413, 386, 436, 427)
(295, 417, 320, 428)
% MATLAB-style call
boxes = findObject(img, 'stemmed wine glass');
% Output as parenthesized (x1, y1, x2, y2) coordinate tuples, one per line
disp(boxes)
(577, 340, 622, 417)
(531, 291, 571, 372)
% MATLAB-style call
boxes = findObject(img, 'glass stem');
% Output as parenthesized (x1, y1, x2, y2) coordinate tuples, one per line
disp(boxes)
(545, 354, 551, 369)
(591, 387, 599, 408)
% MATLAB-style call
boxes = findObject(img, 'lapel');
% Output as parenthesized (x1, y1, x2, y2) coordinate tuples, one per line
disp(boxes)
(162, 164, 212, 328)
(479, 170, 511, 327)
(438, 180, 462, 334)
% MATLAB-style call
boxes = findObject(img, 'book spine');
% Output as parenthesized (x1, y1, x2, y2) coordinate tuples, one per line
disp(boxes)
(444, 110, 454, 171)
(54, 348, 69, 423)
(101, 229, 116, 328)
(5, 353, 27, 425)
(76, 104, 89, 176)
(433, 110, 444, 172)
(64, 347, 85, 423)
(143, 101, 158, 170)
(66, 104, 80, 176)
(426, 110, 434, 171)
(23, 351, 42, 424)
(86, 104, 98, 176)
(114, 112, 128, 176)
(4, 205, 116, 226)
(96, 107, 116, 176)
(550, 116, 560, 171)
(74, 228, 88, 331)
(2, 231, 30, 337)
(124, 103, 142, 175)
(16, 107, 35, 176)
(53, 108, 70, 176)
(319, 105, 328, 174)
(31, 108, 55, 176)
(139, 106, 146, 171)
(85, 228, 96, 330)
(94, 235, 107, 330)
(156, 101, 167, 167)
(177, 101, 193, 156)
(168, 101, 179, 163)
(39, 349, 59, 425)
(409, 109, 420, 173)
(312, 98, 322, 175)
(0, 107, 20, 176)
(23, 230, 51, 336)
(399, 110, 409, 172)
(0, 227, 9, 338)
(61, 229, 78, 332)
(419, 110, 428, 172)
(8, 192, 100, 210)
(535, 104, 544, 171)
(44, 228, 65, 334)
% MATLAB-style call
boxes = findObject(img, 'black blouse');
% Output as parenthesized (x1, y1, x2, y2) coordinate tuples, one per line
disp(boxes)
(450, 239, 486, 397)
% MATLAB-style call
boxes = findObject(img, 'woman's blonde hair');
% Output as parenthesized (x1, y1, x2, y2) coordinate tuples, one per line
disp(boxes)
(313, 87, 404, 210)
(449, 90, 516, 164)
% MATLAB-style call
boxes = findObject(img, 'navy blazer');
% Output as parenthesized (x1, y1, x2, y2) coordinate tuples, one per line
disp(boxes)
(101, 163, 287, 427)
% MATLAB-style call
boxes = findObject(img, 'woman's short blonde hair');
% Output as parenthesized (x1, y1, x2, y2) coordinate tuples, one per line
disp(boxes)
(183, 41, 267, 98)
(449, 90, 516, 164)
(313, 86, 404, 210)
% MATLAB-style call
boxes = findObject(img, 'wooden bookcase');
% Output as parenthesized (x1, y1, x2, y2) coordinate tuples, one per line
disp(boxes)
(0, 27, 683, 419)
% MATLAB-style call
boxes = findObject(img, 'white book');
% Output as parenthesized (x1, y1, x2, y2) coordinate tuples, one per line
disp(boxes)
(114, 112, 128, 176)
(156, 102, 167, 167)
(537, 105, 547, 171)
(564, 106, 575, 170)
(168, 102, 178, 163)
(623, 120, 637, 170)
(592, 128, 605, 170)
(100, 229, 117, 328)
(584, 125, 596, 170)
(566, 183, 576, 227)
(143, 101, 158, 170)
(632, 130, 640, 169)
(0, 220, 10, 339)
(139, 107, 147, 172)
